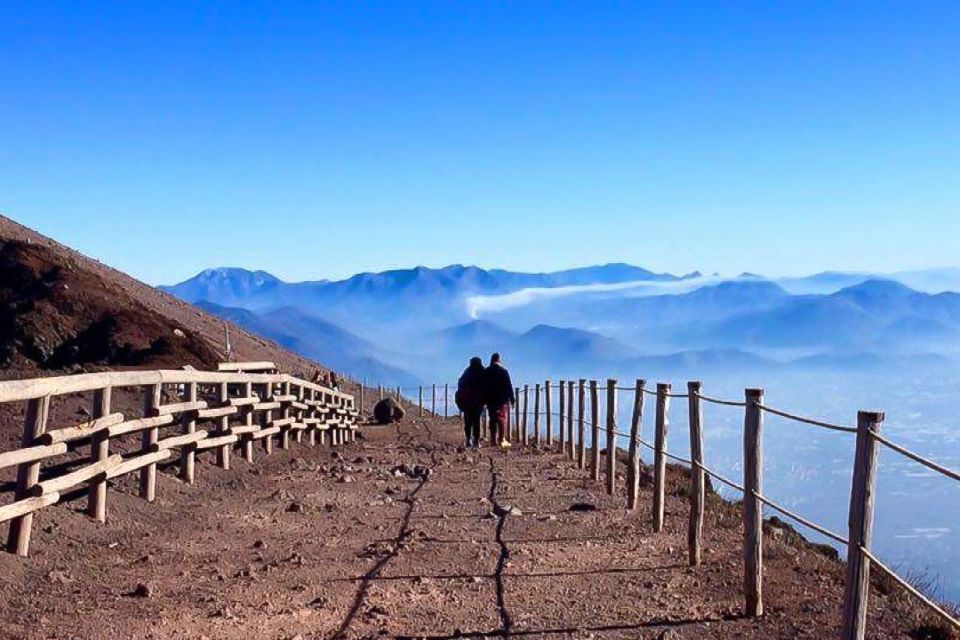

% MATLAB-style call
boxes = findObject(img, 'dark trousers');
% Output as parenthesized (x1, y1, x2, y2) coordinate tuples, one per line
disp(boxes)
(463, 409, 482, 446)
(488, 404, 509, 443)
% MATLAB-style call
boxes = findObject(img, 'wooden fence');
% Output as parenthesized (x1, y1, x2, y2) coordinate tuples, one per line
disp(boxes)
(394, 378, 959, 640)
(0, 362, 358, 558)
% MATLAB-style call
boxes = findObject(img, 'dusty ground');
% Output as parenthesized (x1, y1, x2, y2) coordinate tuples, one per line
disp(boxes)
(0, 410, 946, 640)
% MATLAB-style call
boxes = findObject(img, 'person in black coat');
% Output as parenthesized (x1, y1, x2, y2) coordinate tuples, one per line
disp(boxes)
(484, 352, 515, 446)
(456, 356, 486, 448)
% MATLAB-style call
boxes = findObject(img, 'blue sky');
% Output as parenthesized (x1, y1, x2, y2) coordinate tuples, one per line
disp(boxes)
(1, 1, 958, 285)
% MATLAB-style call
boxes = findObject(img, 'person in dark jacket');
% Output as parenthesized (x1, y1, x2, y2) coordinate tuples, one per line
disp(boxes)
(484, 352, 515, 447)
(456, 356, 486, 448)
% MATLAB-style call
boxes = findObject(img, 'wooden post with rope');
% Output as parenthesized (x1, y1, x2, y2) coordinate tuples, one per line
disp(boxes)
(534, 383, 542, 445)
(627, 379, 645, 511)
(653, 383, 671, 532)
(577, 379, 586, 469)
(567, 380, 575, 460)
(590, 380, 600, 482)
(521, 385, 529, 445)
(605, 378, 617, 495)
(545, 380, 553, 446)
(513, 387, 520, 441)
(687, 381, 705, 567)
(840, 410, 884, 640)
(558, 380, 566, 451)
(743, 388, 764, 617)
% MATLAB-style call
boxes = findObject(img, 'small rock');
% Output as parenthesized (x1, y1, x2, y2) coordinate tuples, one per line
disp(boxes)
(132, 582, 153, 598)
(286, 502, 305, 513)
(46, 569, 72, 585)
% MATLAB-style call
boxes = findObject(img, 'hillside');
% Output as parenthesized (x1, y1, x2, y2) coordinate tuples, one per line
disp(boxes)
(0, 215, 339, 379)
(195, 301, 420, 386)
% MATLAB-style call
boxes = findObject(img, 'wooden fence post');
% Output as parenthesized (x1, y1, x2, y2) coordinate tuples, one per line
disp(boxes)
(521, 385, 529, 445)
(545, 380, 552, 446)
(687, 381, 705, 567)
(88, 386, 112, 522)
(445, 383, 449, 418)
(7, 395, 51, 555)
(419, 386, 424, 417)
(279, 382, 291, 449)
(590, 380, 600, 482)
(215, 382, 232, 467)
(432, 384, 437, 415)
(513, 387, 520, 441)
(841, 410, 884, 640)
(379, 385, 384, 401)
(140, 384, 162, 502)
(181, 382, 198, 482)
(534, 383, 542, 445)
(558, 380, 566, 451)
(358, 385, 364, 420)
(627, 379, 646, 511)
(305, 388, 316, 446)
(262, 383, 274, 454)
(396, 386, 401, 407)
(606, 379, 617, 496)
(653, 383, 671, 532)
(242, 381, 254, 462)
(577, 379, 586, 469)
(294, 384, 305, 443)
(743, 388, 764, 617)
(567, 381, 575, 460)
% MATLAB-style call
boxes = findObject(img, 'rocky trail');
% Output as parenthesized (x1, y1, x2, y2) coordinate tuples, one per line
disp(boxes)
(0, 412, 942, 639)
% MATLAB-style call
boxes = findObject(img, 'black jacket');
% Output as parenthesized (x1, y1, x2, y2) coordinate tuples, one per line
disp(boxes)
(456, 362, 487, 412)
(484, 363, 515, 407)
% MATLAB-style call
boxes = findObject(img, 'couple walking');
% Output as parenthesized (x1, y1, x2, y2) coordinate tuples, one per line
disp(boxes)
(456, 352, 515, 449)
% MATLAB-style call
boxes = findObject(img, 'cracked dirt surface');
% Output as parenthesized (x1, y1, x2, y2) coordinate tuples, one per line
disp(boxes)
(0, 413, 944, 639)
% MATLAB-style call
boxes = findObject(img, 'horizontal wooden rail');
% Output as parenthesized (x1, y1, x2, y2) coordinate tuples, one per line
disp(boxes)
(0, 363, 359, 558)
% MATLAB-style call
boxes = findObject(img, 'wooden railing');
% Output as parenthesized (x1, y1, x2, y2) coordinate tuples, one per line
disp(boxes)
(393, 378, 959, 640)
(0, 362, 358, 558)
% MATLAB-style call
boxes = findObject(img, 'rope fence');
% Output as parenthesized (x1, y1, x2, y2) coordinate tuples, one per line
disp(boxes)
(398, 375, 959, 636)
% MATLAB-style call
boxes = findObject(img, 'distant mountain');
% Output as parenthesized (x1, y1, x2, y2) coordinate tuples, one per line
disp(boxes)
(699, 280, 960, 349)
(195, 301, 420, 386)
(506, 324, 637, 373)
(163, 263, 684, 341)
(890, 267, 960, 294)
(164, 262, 960, 386)
(774, 271, 872, 295)
(432, 320, 518, 356)
(170, 268, 286, 308)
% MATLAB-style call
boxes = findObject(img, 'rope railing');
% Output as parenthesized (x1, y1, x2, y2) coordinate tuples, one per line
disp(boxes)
(860, 546, 960, 630)
(755, 402, 858, 434)
(693, 391, 747, 407)
(750, 490, 849, 545)
(872, 431, 960, 482)
(399, 375, 958, 638)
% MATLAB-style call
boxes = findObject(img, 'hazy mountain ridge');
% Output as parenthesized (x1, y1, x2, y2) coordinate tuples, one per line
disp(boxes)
(166, 264, 960, 383)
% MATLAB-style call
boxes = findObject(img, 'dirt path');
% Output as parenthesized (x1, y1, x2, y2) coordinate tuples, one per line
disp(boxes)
(0, 414, 938, 639)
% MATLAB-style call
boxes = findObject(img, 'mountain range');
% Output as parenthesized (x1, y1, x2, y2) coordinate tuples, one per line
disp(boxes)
(163, 264, 960, 384)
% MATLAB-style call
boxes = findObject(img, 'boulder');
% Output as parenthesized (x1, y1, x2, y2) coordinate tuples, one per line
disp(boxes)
(373, 397, 406, 424)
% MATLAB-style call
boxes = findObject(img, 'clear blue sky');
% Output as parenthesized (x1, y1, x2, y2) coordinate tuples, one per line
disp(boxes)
(1, 2, 958, 285)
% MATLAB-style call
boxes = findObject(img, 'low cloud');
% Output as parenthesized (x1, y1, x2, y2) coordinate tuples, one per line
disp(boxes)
(465, 275, 725, 318)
